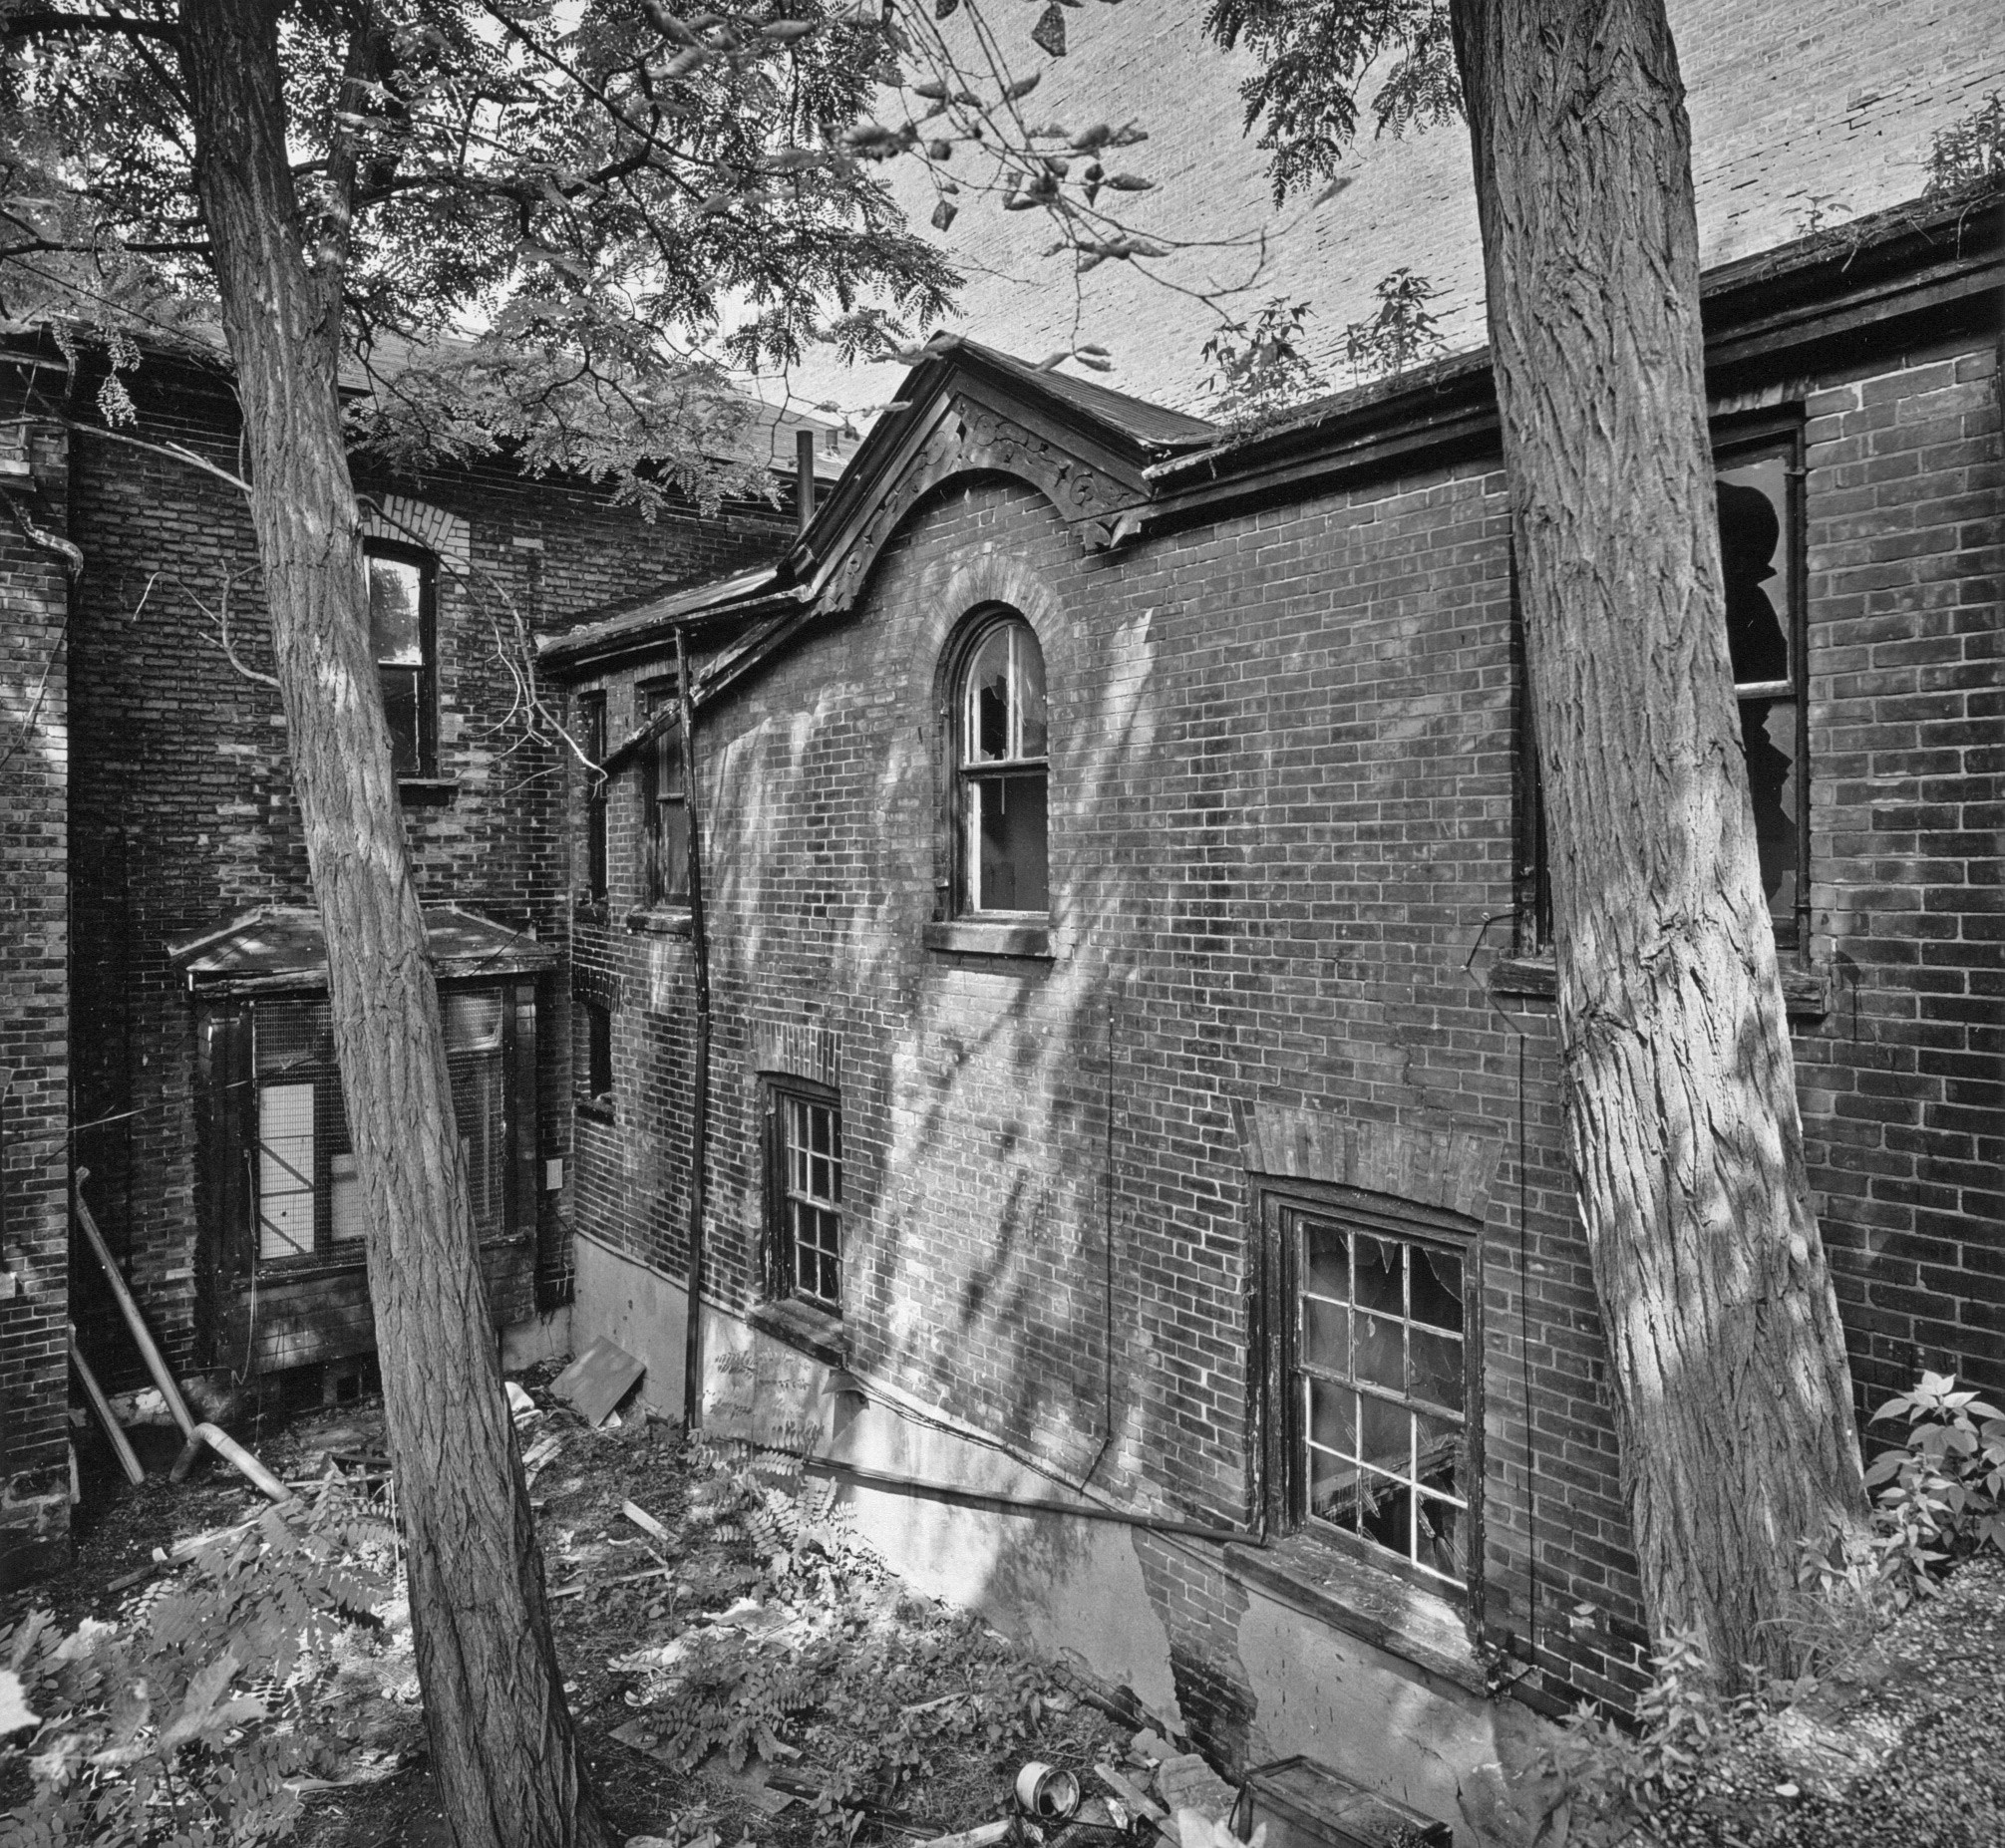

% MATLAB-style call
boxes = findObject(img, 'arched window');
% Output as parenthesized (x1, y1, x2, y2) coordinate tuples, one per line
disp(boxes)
(955, 614, 1049, 914)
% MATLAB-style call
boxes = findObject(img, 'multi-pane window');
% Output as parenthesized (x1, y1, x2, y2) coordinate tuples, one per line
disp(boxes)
(1520, 424, 1808, 952)
(578, 692, 608, 903)
(1264, 1192, 1476, 1592)
(955, 615, 1049, 915)
(769, 1083, 841, 1312)
(639, 680, 689, 907)
(366, 544, 437, 776)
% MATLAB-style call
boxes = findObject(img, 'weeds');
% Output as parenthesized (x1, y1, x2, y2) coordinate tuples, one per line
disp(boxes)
(1, 1483, 396, 1846)
(1924, 92, 2004, 195)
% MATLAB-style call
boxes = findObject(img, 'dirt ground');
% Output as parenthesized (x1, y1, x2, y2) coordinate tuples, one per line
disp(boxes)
(7, 1368, 1164, 1848)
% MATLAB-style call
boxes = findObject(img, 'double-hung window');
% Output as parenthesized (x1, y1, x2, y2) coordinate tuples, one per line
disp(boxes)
(366, 542, 437, 777)
(954, 615, 1049, 915)
(1261, 1188, 1479, 1595)
(638, 680, 689, 908)
(767, 1080, 842, 1313)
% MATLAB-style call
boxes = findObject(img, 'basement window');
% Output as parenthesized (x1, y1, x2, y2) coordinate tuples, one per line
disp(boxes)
(766, 1079, 842, 1315)
(1258, 1185, 1479, 1595)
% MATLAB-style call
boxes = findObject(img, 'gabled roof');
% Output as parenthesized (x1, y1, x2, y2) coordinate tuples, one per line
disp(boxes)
(167, 903, 555, 993)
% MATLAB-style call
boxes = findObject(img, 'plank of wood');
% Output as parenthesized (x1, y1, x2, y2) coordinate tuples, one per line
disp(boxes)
(622, 1499, 670, 1546)
(551, 1335, 645, 1426)
(1094, 1764, 1170, 1824)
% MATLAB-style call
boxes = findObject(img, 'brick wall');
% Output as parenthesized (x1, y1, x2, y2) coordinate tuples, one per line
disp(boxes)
(564, 308, 2001, 1739)
(1, 405, 73, 1582)
(57, 354, 796, 1388)
(784, 0, 2005, 415)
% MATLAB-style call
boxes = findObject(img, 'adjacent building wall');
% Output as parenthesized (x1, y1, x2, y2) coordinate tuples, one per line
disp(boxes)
(0, 409, 73, 1586)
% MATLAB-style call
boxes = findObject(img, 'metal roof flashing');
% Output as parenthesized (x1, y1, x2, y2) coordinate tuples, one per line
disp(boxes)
(167, 903, 555, 995)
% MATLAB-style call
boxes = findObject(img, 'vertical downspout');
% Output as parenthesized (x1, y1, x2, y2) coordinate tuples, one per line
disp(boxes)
(675, 626, 712, 1431)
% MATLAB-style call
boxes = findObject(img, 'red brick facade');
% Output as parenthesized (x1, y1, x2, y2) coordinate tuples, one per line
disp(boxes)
(549, 197, 2001, 1752)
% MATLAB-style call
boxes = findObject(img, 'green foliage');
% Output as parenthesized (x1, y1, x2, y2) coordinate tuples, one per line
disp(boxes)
(1863, 1372, 2005, 1575)
(1202, 0, 1460, 203)
(1201, 296, 1327, 432)
(1923, 92, 2005, 195)
(1340, 267, 1446, 383)
(1537, 1630, 1808, 1848)
(0, 1486, 396, 1847)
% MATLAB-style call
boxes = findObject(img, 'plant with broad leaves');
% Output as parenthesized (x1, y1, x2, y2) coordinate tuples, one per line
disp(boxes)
(1863, 1370, 2005, 1575)
(1923, 92, 2004, 195)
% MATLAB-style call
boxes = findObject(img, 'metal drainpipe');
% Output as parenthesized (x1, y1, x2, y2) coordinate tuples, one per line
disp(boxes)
(797, 429, 817, 532)
(676, 626, 712, 1432)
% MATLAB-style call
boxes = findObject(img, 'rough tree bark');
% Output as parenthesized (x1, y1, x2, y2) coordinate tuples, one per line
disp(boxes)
(1447, 0, 1865, 1677)
(175, 0, 610, 1839)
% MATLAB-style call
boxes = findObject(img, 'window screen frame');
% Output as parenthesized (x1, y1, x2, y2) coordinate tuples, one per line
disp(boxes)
(763, 1075, 843, 1317)
(364, 539, 439, 779)
(577, 690, 609, 904)
(637, 678, 690, 909)
(1514, 409, 1811, 959)
(1254, 1179, 1484, 1621)
(945, 610, 1051, 920)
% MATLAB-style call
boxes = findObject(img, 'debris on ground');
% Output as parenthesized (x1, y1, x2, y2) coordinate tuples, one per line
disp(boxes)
(551, 1335, 646, 1426)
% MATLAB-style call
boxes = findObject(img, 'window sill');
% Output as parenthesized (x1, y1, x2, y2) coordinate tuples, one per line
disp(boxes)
(574, 1095, 615, 1125)
(626, 905, 693, 938)
(747, 1296, 847, 1369)
(922, 919, 1053, 961)
(397, 776, 459, 806)
(574, 896, 611, 928)
(1490, 952, 1829, 1021)
(1224, 1532, 1485, 1696)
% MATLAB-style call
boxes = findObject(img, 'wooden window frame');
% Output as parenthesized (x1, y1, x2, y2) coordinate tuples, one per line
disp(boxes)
(365, 539, 439, 779)
(1253, 1180, 1484, 1619)
(637, 679, 690, 909)
(945, 610, 1050, 920)
(764, 1076, 843, 1316)
(578, 691, 609, 905)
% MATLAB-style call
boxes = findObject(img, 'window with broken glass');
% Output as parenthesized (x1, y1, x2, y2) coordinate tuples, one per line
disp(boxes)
(366, 542, 438, 777)
(766, 1080, 842, 1314)
(578, 691, 608, 904)
(954, 614, 1049, 915)
(1518, 420, 1808, 953)
(1260, 1189, 1479, 1594)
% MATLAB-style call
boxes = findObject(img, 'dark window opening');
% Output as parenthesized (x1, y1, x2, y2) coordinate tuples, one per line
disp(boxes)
(577, 996, 613, 1108)
(1260, 1188, 1480, 1598)
(367, 543, 438, 777)
(579, 692, 608, 902)
(639, 680, 689, 907)
(954, 614, 1049, 915)
(766, 1080, 841, 1313)
(1519, 425, 1808, 953)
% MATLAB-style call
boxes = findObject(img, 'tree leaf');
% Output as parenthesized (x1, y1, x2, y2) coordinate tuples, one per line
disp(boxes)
(1029, 7, 1066, 57)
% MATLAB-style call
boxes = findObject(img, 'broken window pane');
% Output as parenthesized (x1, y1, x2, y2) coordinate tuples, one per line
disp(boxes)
(1410, 1246, 1464, 1332)
(957, 616, 1050, 914)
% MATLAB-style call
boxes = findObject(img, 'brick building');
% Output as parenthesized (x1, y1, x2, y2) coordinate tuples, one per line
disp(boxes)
(542, 192, 2002, 1840)
(0, 331, 840, 1585)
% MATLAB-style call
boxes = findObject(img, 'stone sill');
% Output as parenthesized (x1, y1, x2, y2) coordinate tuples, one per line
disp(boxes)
(397, 777, 459, 806)
(922, 919, 1053, 961)
(574, 1095, 615, 1126)
(1224, 1532, 1486, 1697)
(574, 897, 611, 928)
(626, 905, 693, 938)
(748, 1297, 847, 1369)
(1490, 953, 1829, 1020)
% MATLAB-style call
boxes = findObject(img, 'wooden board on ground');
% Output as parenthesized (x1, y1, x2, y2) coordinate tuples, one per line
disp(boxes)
(551, 1336, 645, 1427)
(700, 1344, 822, 1450)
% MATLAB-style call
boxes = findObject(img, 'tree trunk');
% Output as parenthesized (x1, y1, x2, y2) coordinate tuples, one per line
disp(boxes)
(1448, 0, 1864, 1679)
(175, 0, 609, 1838)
